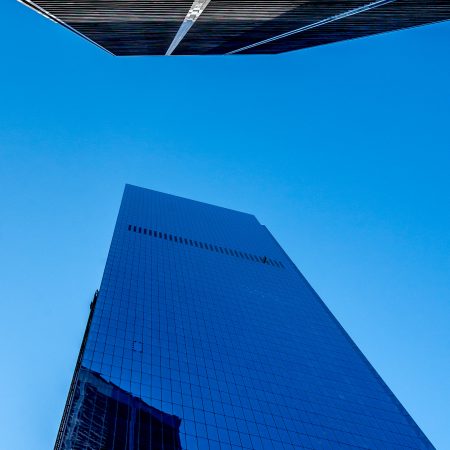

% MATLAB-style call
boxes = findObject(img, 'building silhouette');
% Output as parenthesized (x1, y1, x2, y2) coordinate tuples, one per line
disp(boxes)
(20, 0, 450, 55)
(55, 184, 434, 449)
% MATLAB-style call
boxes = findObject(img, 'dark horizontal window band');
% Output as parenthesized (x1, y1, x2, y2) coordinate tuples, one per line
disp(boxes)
(127, 224, 285, 269)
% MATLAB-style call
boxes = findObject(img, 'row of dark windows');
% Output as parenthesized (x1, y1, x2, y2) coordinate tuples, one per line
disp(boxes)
(127, 225, 285, 269)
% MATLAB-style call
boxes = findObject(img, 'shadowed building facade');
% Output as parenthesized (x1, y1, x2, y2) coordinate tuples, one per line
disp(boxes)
(55, 184, 434, 449)
(19, 0, 450, 55)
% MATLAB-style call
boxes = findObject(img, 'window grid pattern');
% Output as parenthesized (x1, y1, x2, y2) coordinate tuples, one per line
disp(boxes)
(59, 185, 434, 450)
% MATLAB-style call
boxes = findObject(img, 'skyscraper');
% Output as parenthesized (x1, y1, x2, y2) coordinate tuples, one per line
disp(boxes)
(56, 184, 434, 449)
(20, 0, 450, 55)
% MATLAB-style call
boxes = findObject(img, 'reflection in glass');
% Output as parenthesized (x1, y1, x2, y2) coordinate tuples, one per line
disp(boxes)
(60, 367, 181, 450)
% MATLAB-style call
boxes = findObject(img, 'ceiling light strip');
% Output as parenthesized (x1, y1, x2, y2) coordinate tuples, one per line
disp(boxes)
(166, 0, 212, 55)
(227, 0, 397, 55)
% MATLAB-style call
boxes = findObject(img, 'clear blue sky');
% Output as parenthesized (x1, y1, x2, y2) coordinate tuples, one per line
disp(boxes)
(1, 2, 449, 449)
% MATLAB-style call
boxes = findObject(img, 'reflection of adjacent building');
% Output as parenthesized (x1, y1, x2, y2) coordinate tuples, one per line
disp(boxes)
(59, 366, 181, 450)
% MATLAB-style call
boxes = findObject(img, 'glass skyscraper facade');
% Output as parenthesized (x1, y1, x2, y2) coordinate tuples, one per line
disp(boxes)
(56, 184, 434, 450)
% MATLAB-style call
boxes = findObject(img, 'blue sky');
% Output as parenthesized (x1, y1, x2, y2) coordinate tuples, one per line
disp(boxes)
(1, 2, 449, 449)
